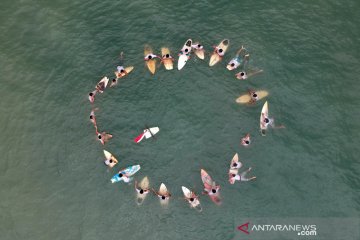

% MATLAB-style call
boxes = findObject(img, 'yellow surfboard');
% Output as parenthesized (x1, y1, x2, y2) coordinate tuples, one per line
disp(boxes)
(236, 90, 269, 104)
(209, 39, 229, 66)
(114, 66, 134, 79)
(161, 47, 173, 70)
(144, 45, 156, 74)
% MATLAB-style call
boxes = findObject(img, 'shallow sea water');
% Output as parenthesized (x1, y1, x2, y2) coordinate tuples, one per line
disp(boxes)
(0, 0, 359, 239)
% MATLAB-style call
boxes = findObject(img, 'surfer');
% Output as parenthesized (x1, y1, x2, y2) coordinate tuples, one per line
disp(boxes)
(203, 185, 220, 196)
(248, 90, 259, 104)
(161, 53, 173, 61)
(117, 172, 131, 183)
(144, 53, 159, 61)
(88, 90, 97, 103)
(229, 168, 256, 184)
(261, 113, 285, 129)
(235, 71, 248, 80)
(96, 81, 106, 93)
(134, 180, 150, 196)
(191, 43, 203, 50)
(241, 133, 251, 146)
(89, 108, 98, 127)
(110, 78, 118, 87)
(236, 69, 263, 80)
(153, 189, 171, 200)
(228, 46, 246, 70)
(213, 46, 225, 57)
(185, 192, 200, 206)
(96, 131, 113, 145)
(104, 158, 117, 168)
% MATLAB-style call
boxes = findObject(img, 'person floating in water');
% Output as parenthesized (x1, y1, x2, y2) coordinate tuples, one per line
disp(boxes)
(161, 53, 174, 62)
(104, 157, 118, 168)
(203, 184, 220, 196)
(261, 113, 285, 130)
(213, 46, 225, 57)
(227, 46, 246, 70)
(248, 90, 259, 104)
(229, 168, 256, 184)
(144, 53, 159, 61)
(89, 108, 99, 128)
(88, 90, 97, 103)
(241, 133, 251, 147)
(116, 172, 131, 183)
(134, 180, 150, 196)
(235, 69, 263, 80)
(153, 188, 171, 201)
(96, 130, 113, 145)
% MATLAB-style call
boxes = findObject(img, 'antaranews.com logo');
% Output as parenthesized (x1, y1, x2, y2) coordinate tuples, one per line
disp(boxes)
(235, 218, 359, 240)
(238, 222, 317, 236)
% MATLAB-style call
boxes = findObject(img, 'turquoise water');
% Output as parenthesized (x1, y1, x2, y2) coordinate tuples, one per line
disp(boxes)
(1, 0, 359, 239)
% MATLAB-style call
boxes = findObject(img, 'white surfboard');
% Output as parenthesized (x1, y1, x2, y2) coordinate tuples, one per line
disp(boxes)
(260, 101, 269, 136)
(178, 39, 192, 70)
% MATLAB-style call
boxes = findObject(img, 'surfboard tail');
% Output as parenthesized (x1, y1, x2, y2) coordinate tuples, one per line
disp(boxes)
(134, 132, 145, 143)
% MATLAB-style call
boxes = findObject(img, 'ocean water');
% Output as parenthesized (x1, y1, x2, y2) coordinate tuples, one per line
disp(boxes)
(0, 0, 359, 239)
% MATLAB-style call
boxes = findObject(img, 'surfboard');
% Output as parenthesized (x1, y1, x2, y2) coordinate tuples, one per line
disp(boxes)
(178, 39, 192, 70)
(111, 165, 140, 183)
(158, 183, 170, 206)
(96, 77, 109, 93)
(209, 39, 229, 66)
(134, 127, 159, 143)
(103, 150, 118, 168)
(200, 169, 221, 205)
(136, 176, 149, 205)
(230, 153, 242, 170)
(161, 47, 173, 70)
(114, 66, 134, 79)
(260, 101, 269, 136)
(236, 90, 269, 104)
(192, 42, 205, 60)
(181, 186, 202, 211)
(144, 45, 156, 74)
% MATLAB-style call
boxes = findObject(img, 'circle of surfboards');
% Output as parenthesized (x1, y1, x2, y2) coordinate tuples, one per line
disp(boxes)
(89, 38, 273, 211)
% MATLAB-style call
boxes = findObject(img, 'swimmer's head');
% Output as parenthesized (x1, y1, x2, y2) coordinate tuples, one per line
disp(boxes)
(212, 189, 216, 193)
(166, 54, 169, 58)
(240, 72, 245, 76)
(190, 198, 194, 202)
(98, 135, 102, 139)
(112, 79, 116, 82)
(89, 92, 93, 96)
(219, 49, 223, 53)
(118, 173, 123, 178)
(231, 63, 235, 67)
(245, 140, 249, 145)
(140, 189, 144, 194)
(90, 115, 93, 119)
(161, 196, 165, 200)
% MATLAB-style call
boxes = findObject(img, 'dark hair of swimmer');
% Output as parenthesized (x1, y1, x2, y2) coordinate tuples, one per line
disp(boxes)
(265, 118, 269, 123)
(118, 173, 123, 177)
(148, 55, 152, 59)
(90, 115, 93, 119)
(245, 140, 249, 144)
(109, 159, 113, 163)
(166, 54, 169, 58)
(112, 79, 116, 82)
(240, 72, 245, 76)
(232, 174, 236, 177)
(190, 198, 194, 202)
(219, 49, 223, 53)
(253, 93, 258, 98)
(89, 92, 93, 96)
(98, 135, 102, 139)
(140, 189, 144, 194)
(185, 49, 188, 52)
(233, 162, 237, 167)
(120, 69, 124, 73)
(161, 196, 165, 200)
(212, 189, 216, 193)
(231, 63, 235, 67)
(198, 44, 201, 47)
